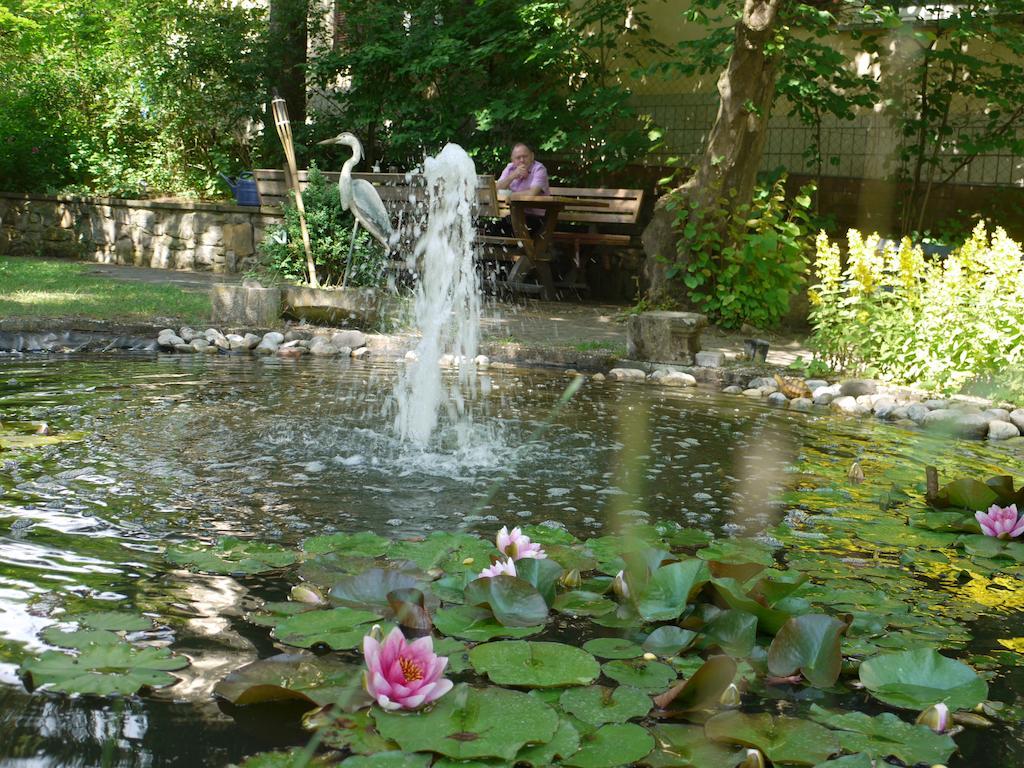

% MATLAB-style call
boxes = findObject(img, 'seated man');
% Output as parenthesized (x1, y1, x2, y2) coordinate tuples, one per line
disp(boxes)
(493, 142, 549, 236)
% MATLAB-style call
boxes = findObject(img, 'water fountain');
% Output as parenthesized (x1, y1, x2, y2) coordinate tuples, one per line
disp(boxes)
(392, 143, 482, 448)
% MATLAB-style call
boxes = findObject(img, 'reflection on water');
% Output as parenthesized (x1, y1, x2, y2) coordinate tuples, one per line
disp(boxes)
(0, 355, 1022, 766)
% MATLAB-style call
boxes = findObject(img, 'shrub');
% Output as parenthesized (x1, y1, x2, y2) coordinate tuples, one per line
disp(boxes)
(259, 164, 388, 288)
(663, 176, 815, 330)
(808, 222, 1024, 393)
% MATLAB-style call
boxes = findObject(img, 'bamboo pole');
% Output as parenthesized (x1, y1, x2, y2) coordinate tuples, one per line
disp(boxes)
(271, 95, 318, 288)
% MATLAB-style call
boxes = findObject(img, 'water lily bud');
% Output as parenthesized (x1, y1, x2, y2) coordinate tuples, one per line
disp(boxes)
(719, 683, 741, 707)
(916, 702, 950, 733)
(848, 462, 865, 484)
(290, 584, 325, 605)
(462, 557, 475, 566)
(642, 652, 657, 661)
(426, 567, 444, 579)
(368, 624, 384, 642)
(738, 748, 765, 768)
(612, 570, 630, 600)
(559, 569, 582, 589)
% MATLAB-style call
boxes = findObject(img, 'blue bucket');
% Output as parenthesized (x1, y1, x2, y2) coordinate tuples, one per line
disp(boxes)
(219, 172, 260, 206)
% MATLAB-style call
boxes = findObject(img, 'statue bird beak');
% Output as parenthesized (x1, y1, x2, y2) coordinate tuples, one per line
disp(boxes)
(317, 137, 339, 145)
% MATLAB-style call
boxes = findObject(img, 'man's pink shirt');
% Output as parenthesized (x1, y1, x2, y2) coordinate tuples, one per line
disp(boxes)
(499, 161, 550, 216)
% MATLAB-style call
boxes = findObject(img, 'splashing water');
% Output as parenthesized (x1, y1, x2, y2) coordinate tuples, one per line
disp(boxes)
(393, 144, 482, 447)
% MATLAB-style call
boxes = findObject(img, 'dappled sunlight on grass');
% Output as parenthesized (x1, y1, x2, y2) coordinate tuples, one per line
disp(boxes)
(0, 256, 210, 322)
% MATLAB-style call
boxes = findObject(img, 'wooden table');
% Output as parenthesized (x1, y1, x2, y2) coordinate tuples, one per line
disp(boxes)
(504, 195, 610, 299)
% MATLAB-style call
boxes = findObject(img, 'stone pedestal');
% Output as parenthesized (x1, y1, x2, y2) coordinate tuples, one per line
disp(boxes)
(281, 286, 384, 328)
(210, 284, 281, 327)
(626, 311, 707, 364)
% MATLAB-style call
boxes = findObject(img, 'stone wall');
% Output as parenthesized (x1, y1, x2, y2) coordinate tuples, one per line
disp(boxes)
(0, 192, 284, 273)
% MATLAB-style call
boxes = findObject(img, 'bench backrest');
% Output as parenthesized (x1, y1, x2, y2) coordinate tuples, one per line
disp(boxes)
(253, 168, 501, 217)
(495, 187, 644, 227)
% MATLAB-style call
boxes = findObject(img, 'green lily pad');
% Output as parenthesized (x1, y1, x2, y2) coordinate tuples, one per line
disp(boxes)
(78, 612, 154, 631)
(711, 578, 792, 635)
(272, 607, 383, 650)
(642, 724, 746, 768)
(433, 636, 471, 674)
(808, 705, 956, 766)
(389, 533, 496, 573)
(41, 628, 121, 649)
(582, 638, 643, 660)
(559, 685, 651, 727)
(643, 626, 697, 657)
(809, 755, 875, 768)
(520, 525, 579, 546)
(433, 606, 543, 642)
(601, 659, 677, 692)
(697, 540, 774, 567)
(470, 641, 600, 688)
(0, 430, 85, 451)
(767, 614, 847, 688)
(636, 560, 710, 622)
(246, 600, 316, 628)
(341, 753, 432, 767)
(515, 718, 581, 766)
(703, 609, 758, 657)
(373, 684, 558, 760)
(215, 653, 368, 708)
(561, 723, 655, 768)
(305, 707, 398, 754)
(330, 569, 429, 612)
(959, 534, 1024, 561)
(552, 591, 617, 617)
(464, 576, 549, 627)
(515, 558, 564, 605)
(20, 643, 188, 695)
(858, 648, 988, 710)
(936, 478, 998, 510)
(233, 748, 335, 767)
(165, 536, 297, 575)
(302, 531, 392, 557)
(704, 710, 839, 766)
(653, 656, 736, 712)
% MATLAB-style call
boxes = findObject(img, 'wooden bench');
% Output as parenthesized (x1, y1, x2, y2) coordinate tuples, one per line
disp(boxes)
(253, 168, 643, 298)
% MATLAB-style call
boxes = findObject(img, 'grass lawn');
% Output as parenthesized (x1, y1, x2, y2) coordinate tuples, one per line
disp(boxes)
(0, 256, 211, 324)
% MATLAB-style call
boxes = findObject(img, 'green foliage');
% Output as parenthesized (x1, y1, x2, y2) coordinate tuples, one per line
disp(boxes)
(808, 222, 1024, 392)
(259, 164, 389, 288)
(664, 176, 816, 329)
(307, 0, 666, 180)
(0, 0, 264, 196)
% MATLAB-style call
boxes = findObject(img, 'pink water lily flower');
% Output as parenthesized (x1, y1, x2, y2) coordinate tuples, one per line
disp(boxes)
(496, 526, 547, 560)
(975, 504, 1024, 539)
(363, 626, 452, 711)
(479, 557, 517, 579)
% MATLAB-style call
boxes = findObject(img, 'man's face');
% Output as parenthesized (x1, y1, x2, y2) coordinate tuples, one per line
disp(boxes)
(511, 145, 533, 168)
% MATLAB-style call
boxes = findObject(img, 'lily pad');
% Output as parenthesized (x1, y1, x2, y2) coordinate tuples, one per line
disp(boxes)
(330, 569, 428, 612)
(767, 614, 847, 688)
(601, 659, 677, 692)
(41, 628, 121, 649)
(389, 533, 496, 573)
(433, 606, 543, 642)
(559, 685, 651, 727)
(703, 609, 758, 657)
(272, 607, 383, 650)
(302, 531, 391, 557)
(470, 641, 600, 688)
(78, 612, 153, 631)
(582, 638, 643, 660)
(433, 636, 471, 674)
(165, 537, 297, 575)
(215, 653, 368, 708)
(552, 591, 617, 617)
(636, 560, 710, 622)
(858, 648, 988, 710)
(464, 576, 549, 627)
(711, 578, 792, 635)
(20, 643, 188, 695)
(704, 710, 839, 766)
(561, 723, 655, 768)
(515, 718, 581, 766)
(808, 705, 956, 766)
(642, 724, 745, 768)
(373, 683, 558, 760)
(340, 753, 432, 768)
(305, 707, 398, 754)
(233, 748, 335, 768)
(643, 626, 697, 657)
(515, 558, 564, 605)
(653, 656, 736, 712)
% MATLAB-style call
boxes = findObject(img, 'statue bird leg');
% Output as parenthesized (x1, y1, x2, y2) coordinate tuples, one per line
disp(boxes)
(343, 219, 360, 288)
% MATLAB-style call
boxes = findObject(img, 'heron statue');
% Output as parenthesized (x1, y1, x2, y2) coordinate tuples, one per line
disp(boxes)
(318, 132, 394, 287)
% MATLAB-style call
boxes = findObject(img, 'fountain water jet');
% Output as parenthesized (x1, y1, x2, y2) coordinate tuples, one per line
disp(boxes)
(393, 144, 482, 447)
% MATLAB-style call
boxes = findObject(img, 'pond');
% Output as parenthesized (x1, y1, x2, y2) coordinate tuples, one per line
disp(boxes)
(0, 354, 1022, 767)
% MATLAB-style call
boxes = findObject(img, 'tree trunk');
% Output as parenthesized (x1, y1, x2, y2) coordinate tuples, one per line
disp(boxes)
(264, 0, 308, 165)
(642, 0, 786, 304)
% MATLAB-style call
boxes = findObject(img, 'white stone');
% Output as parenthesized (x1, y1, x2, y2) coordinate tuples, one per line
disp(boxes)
(722, 385, 743, 395)
(742, 388, 763, 398)
(767, 392, 789, 407)
(790, 397, 813, 412)
(989, 421, 1021, 441)
(173, 343, 195, 353)
(812, 386, 832, 399)
(924, 399, 948, 410)
(907, 403, 931, 424)
(813, 392, 834, 406)
(607, 368, 647, 382)
(830, 396, 866, 415)
(191, 338, 209, 352)
(591, 373, 605, 382)
(661, 371, 697, 387)
(983, 408, 1010, 422)
(309, 342, 340, 356)
(474, 355, 490, 368)
(351, 347, 370, 358)
(405, 350, 419, 361)
(179, 327, 197, 342)
(695, 350, 726, 368)
(748, 376, 776, 390)
(805, 379, 829, 391)
(204, 328, 226, 343)
(1010, 408, 1024, 432)
(263, 331, 285, 345)
(331, 330, 367, 349)
(871, 396, 896, 413)
(243, 333, 261, 349)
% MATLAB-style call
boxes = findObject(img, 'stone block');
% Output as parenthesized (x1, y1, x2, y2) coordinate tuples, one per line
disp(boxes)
(626, 311, 707, 364)
(281, 286, 384, 328)
(695, 350, 725, 368)
(223, 223, 253, 255)
(210, 284, 282, 327)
